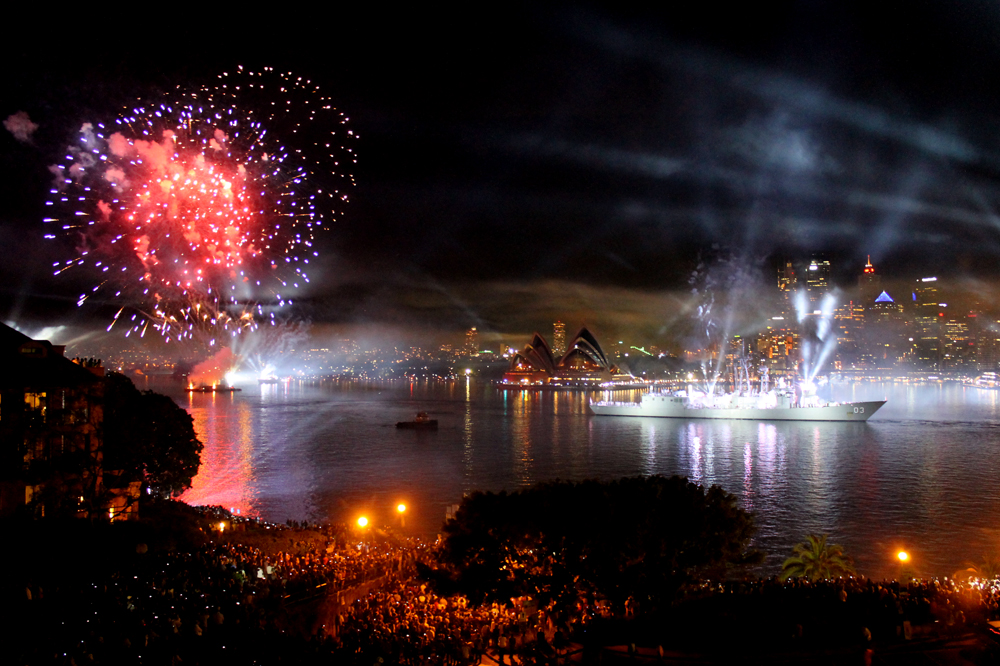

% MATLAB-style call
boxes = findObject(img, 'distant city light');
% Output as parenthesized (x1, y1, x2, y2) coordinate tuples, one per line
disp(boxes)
(921, 277, 938, 282)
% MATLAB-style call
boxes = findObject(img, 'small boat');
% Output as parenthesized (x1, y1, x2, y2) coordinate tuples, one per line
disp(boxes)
(258, 377, 280, 385)
(186, 385, 242, 393)
(396, 411, 438, 429)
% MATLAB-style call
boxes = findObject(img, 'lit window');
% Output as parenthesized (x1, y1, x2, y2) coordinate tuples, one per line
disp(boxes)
(25, 392, 46, 419)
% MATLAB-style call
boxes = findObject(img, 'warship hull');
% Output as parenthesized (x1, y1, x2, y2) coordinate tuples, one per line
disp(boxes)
(590, 395, 886, 422)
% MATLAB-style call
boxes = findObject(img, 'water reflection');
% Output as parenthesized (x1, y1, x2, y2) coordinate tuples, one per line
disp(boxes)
(743, 441, 754, 513)
(172, 380, 1000, 579)
(180, 392, 256, 516)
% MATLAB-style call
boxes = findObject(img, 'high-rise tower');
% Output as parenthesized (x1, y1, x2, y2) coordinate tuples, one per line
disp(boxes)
(858, 255, 880, 302)
(552, 321, 566, 357)
(913, 277, 941, 369)
(777, 258, 797, 317)
(804, 255, 831, 308)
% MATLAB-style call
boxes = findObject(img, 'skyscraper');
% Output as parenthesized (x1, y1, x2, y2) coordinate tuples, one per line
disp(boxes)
(850, 255, 881, 366)
(804, 255, 831, 309)
(913, 277, 941, 369)
(868, 291, 906, 368)
(552, 321, 566, 357)
(465, 327, 478, 355)
(858, 255, 880, 302)
(777, 258, 796, 292)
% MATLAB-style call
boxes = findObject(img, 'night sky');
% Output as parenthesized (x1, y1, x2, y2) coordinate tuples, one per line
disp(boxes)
(5, 3, 1000, 350)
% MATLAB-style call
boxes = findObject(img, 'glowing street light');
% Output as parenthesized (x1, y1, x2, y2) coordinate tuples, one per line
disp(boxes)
(397, 503, 407, 529)
(895, 549, 915, 583)
(357, 516, 368, 528)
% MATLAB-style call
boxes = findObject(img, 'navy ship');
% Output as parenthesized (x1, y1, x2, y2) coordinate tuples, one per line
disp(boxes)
(590, 389, 885, 422)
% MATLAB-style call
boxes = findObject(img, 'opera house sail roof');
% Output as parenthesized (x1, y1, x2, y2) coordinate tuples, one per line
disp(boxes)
(503, 327, 623, 385)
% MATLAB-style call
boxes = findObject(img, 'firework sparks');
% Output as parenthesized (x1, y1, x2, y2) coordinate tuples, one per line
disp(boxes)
(46, 67, 357, 345)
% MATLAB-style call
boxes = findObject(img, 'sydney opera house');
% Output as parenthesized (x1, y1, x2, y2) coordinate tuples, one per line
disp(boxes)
(502, 327, 631, 386)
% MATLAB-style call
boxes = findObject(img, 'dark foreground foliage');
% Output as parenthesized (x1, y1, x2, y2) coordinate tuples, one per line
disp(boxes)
(436, 475, 759, 611)
(104, 372, 203, 498)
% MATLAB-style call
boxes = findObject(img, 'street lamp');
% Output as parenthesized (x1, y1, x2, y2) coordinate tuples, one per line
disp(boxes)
(896, 549, 914, 584)
(397, 503, 406, 529)
(357, 516, 368, 528)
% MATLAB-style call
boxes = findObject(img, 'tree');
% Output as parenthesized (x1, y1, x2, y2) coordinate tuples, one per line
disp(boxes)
(781, 534, 856, 580)
(436, 476, 758, 612)
(954, 553, 1000, 582)
(103, 373, 203, 499)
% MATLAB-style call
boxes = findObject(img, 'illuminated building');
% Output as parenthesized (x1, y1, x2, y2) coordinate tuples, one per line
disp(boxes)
(858, 255, 881, 302)
(804, 255, 831, 308)
(972, 314, 1000, 371)
(0, 323, 124, 519)
(833, 302, 859, 370)
(503, 333, 557, 384)
(557, 329, 620, 383)
(777, 258, 797, 315)
(942, 315, 972, 369)
(843, 256, 881, 369)
(776, 255, 831, 314)
(867, 291, 907, 368)
(913, 277, 942, 370)
(552, 321, 566, 356)
(502, 328, 624, 385)
(465, 327, 478, 355)
(757, 320, 799, 377)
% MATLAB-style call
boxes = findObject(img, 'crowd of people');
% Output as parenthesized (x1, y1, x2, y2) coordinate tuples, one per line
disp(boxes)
(326, 568, 1000, 664)
(668, 575, 1000, 655)
(332, 579, 587, 665)
(7, 508, 420, 665)
(8, 506, 1000, 665)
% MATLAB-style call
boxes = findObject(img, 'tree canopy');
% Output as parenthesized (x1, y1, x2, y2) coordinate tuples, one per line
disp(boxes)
(436, 475, 758, 611)
(953, 553, 1000, 582)
(780, 534, 856, 580)
(103, 373, 203, 498)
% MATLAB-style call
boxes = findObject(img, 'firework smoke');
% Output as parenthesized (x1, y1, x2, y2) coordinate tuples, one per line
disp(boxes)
(188, 347, 239, 387)
(230, 323, 309, 380)
(793, 289, 840, 384)
(686, 252, 765, 393)
(4, 111, 38, 143)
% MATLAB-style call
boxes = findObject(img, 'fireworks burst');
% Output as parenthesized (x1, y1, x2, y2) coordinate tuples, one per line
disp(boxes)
(46, 66, 357, 345)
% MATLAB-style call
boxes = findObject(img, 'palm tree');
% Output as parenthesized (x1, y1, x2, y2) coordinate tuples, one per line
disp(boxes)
(954, 554, 1000, 582)
(781, 534, 856, 580)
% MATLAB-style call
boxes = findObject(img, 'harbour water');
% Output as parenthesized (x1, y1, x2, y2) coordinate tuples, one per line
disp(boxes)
(162, 379, 1000, 579)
